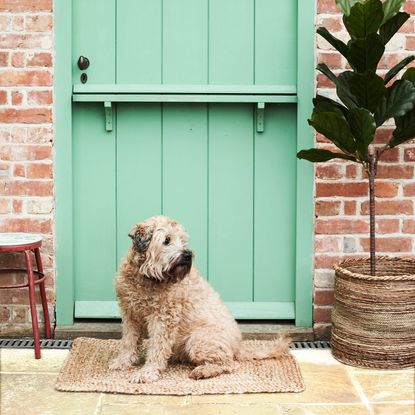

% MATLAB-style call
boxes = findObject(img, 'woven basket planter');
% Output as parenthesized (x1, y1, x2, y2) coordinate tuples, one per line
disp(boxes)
(331, 257, 415, 369)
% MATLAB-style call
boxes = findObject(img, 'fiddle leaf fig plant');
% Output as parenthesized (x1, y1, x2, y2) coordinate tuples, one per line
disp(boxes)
(297, 0, 415, 275)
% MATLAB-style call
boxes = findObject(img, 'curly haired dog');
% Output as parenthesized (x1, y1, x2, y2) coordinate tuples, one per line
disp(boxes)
(109, 215, 291, 383)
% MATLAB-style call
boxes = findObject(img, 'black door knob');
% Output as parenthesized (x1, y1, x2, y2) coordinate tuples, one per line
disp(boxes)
(77, 56, 90, 70)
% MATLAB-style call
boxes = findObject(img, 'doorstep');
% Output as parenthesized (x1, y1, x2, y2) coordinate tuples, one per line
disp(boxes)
(54, 321, 314, 341)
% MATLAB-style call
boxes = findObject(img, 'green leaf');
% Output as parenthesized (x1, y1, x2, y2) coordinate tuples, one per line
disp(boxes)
(317, 27, 349, 59)
(380, 12, 410, 44)
(343, 0, 384, 39)
(347, 108, 376, 160)
(382, 0, 405, 24)
(337, 71, 385, 112)
(375, 79, 415, 125)
(313, 94, 349, 118)
(335, 0, 359, 16)
(390, 108, 415, 146)
(347, 33, 385, 72)
(336, 72, 359, 109)
(297, 148, 357, 162)
(316, 63, 338, 85)
(402, 67, 415, 85)
(384, 56, 415, 84)
(308, 112, 357, 154)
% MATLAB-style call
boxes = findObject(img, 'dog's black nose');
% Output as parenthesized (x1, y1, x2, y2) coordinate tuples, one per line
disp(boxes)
(182, 251, 193, 262)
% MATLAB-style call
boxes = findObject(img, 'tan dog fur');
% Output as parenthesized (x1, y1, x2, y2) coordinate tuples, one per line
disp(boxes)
(109, 215, 291, 383)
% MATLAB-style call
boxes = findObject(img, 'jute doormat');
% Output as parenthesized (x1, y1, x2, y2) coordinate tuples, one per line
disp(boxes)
(55, 337, 304, 395)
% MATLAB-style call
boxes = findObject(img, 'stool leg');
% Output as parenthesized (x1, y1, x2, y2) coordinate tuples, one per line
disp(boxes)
(34, 248, 51, 339)
(24, 250, 41, 359)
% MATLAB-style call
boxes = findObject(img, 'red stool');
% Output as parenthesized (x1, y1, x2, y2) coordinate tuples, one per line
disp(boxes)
(0, 233, 52, 358)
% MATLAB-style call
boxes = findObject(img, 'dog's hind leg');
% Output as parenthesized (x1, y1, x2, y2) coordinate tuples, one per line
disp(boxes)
(185, 329, 239, 379)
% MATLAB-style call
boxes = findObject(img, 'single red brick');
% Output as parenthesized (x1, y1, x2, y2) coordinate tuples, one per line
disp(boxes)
(361, 200, 414, 215)
(317, 52, 342, 69)
(314, 290, 335, 306)
(11, 91, 23, 105)
(0, 51, 8, 66)
(0, 0, 52, 12)
(376, 219, 400, 234)
(376, 165, 414, 179)
(0, 199, 11, 214)
(403, 219, 415, 233)
(0, 70, 52, 87)
(359, 237, 413, 253)
(315, 236, 341, 253)
(317, 0, 340, 14)
(404, 1, 415, 14)
(344, 200, 356, 215)
(317, 73, 336, 88)
(406, 35, 415, 50)
(0, 108, 52, 124)
(25, 15, 52, 32)
(315, 200, 341, 216)
(315, 254, 364, 269)
(27, 127, 53, 144)
(373, 128, 393, 144)
(26, 163, 53, 179)
(26, 52, 52, 67)
(12, 16, 24, 31)
(0, 33, 52, 49)
(316, 164, 343, 180)
(0, 15, 9, 31)
(11, 52, 25, 67)
(403, 183, 415, 196)
(316, 182, 367, 197)
(315, 219, 369, 234)
(13, 164, 25, 177)
(10, 127, 26, 143)
(2, 180, 53, 197)
(318, 16, 343, 32)
(313, 306, 333, 323)
(0, 217, 52, 233)
(27, 90, 52, 105)
(12, 199, 22, 213)
(0, 90, 7, 105)
(374, 182, 399, 198)
(379, 147, 400, 162)
(404, 147, 415, 162)
(345, 164, 359, 179)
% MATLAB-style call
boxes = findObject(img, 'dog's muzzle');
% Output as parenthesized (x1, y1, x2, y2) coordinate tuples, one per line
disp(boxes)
(165, 250, 193, 282)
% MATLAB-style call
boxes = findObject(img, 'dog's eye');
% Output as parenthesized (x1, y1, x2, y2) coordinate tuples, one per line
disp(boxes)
(164, 236, 171, 245)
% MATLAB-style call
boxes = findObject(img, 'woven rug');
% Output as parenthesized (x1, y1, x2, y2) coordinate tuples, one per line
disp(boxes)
(55, 337, 305, 395)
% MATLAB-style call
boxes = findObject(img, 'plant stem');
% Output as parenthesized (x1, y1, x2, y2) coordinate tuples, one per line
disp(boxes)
(368, 154, 377, 276)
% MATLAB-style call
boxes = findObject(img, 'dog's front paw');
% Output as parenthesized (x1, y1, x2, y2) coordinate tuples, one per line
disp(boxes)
(130, 367, 160, 383)
(108, 355, 136, 371)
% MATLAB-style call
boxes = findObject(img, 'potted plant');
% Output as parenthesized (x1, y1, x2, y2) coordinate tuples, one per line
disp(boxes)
(298, 0, 415, 368)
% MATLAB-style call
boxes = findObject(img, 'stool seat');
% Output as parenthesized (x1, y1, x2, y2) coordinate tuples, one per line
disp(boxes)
(0, 232, 42, 251)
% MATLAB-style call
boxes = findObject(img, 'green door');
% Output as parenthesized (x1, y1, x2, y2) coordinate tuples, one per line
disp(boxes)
(70, 0, 303, 321)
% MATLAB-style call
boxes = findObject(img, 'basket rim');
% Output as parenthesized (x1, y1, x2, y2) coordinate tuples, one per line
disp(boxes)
(334, 256, 415, 281)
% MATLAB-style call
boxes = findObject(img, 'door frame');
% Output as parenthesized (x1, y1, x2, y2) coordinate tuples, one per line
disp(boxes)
(54, 0, 315, 327)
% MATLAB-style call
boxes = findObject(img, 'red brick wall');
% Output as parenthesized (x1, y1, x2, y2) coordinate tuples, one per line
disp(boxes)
(0, 0, 54, 335)
(0, 0, 414, 337)
(314, 0, 415, 339)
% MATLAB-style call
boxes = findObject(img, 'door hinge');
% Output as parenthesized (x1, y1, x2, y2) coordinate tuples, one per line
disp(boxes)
(256, 102, 265, 133)
(104, 101, 113, 132)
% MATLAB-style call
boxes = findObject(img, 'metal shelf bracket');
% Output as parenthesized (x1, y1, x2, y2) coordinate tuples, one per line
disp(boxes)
(256, 102, 265, 133)
(104, 101, 113, 132)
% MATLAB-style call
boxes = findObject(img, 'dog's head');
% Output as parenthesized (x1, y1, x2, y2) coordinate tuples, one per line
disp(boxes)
(128, 215, 193, 283)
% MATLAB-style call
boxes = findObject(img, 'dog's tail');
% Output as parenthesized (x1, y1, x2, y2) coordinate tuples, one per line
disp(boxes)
(236, 334, 291, 361)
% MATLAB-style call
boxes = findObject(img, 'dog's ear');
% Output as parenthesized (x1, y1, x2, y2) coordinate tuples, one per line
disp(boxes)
(128, 223, 153, 253)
